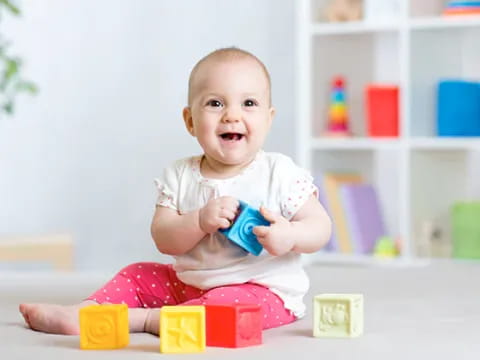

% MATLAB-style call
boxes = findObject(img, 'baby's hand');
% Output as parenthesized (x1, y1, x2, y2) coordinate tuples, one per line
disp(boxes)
(199, 196, 239, 234)
(253, 206, 295, 256)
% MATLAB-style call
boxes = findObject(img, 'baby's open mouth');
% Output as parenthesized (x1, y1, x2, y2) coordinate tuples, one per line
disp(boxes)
(220, 133, 244, 141)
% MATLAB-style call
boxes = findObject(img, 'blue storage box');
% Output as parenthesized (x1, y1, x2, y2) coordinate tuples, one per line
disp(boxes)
(437, 80, 480, 136)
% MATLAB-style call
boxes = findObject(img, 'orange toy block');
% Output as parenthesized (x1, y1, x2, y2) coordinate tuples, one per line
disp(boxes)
(206, 304, 262, 348)
(160, 306, 206, 353)
(79, 304, 129, 350)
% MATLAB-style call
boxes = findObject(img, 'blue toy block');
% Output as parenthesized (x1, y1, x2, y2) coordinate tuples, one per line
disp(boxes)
(447, 2, 480, 8)
(220, 201, 270, 256)
(437, 80, 480, 137)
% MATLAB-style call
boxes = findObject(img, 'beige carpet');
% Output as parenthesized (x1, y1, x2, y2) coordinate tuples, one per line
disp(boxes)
(1, 260, 479, 359)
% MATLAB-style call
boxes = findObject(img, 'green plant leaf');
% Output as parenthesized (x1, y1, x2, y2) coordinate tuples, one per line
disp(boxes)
(0, 0, 20, 15)
(5, 58, 19, 80)
(16, 81, 38, 94)
(0, 1, 37, 116)
(3, 101, 13, 114)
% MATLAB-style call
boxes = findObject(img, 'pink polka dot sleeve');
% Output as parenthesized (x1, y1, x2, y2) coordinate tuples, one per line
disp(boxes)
(279, 166, 318, 221)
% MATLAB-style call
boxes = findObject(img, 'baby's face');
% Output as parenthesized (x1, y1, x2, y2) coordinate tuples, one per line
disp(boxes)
(184, 58, 274, 170)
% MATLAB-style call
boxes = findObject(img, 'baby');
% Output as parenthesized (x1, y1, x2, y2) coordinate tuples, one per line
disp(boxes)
(19, 47, 332, 335)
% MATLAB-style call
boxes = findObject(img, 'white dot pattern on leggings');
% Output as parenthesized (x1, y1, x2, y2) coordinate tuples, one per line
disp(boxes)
(87, 264, 295, 329)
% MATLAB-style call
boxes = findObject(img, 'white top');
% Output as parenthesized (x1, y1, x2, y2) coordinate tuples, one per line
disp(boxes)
(154, 150, 317, 317)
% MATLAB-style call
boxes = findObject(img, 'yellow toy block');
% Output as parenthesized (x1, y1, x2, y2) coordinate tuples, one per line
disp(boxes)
(313, 294, 363, 338)
(79, 304, 129, 350)
(160, 306, 205, 353)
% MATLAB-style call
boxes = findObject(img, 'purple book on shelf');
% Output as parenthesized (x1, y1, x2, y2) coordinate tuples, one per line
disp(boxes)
(340, 184, 386, 254)
(314, 176, 338, 252)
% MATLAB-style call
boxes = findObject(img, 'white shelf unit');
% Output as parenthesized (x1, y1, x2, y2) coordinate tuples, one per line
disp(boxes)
(295, 0, 480, 265)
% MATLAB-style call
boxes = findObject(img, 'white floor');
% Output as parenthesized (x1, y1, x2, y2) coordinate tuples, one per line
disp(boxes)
(1, 260, 479, 359)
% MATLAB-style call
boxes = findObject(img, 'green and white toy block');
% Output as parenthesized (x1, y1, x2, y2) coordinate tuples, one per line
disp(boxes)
(452, 202, 480, 259)
(313, 294, 363, 338)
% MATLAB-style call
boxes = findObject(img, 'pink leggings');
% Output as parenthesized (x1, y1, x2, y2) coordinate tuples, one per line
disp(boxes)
(87, 262, 296, 330)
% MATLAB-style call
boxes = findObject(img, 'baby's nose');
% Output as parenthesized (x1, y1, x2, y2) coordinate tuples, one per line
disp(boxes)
(222, 106, 241, 122)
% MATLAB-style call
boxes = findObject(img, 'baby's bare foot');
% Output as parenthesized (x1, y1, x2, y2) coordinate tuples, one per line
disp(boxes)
(20, 302, 160, 336)
(19, 303, 86, 335)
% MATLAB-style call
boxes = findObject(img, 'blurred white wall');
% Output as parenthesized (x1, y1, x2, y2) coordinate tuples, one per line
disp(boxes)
(0, 0, 295, 270)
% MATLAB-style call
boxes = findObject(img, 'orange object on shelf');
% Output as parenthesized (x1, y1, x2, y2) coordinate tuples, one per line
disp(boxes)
(443, 8, 480, 15)
(365, 85, 399, 137)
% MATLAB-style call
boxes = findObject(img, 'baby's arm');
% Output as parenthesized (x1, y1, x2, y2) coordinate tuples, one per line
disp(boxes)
(150, 206, 205, 255)
(289, 195, 332, 253)
(151, 196, 238, 255)
(253, 195, 332, 256)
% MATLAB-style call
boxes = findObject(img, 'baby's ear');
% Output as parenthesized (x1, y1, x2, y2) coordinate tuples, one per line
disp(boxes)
(268, 106, 276, 127)
(269, 106, 276, 120)
(182, 107, 195, 136)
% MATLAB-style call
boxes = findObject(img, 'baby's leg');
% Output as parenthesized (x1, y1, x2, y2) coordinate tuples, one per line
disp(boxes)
(181, 283, 296, 329)
(85, 262, 186, 308)
(19, 262, 193, 335)
(143, 283, 297, 335)
(19, 301, 154, 335)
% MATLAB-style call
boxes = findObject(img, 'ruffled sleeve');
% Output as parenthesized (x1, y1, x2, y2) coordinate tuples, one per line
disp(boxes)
(154, 161, 180, 211)
(277, 156, 318, 220)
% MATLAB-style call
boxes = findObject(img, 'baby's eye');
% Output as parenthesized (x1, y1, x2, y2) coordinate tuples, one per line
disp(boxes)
(243, 99, 258, 107)
(206, 99, 223, 107)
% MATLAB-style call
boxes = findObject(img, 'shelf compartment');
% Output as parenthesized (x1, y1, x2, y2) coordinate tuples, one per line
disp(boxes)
(312, 32, 400, 138)
(409, 0, 446, 18)
(410, 149, 480, 257)
(409, 27, 480, 137)
(410, 0, 480, 21)
(312, 148, 402, 241)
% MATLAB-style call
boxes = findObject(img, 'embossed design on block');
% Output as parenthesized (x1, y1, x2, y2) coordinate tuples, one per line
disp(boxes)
(313, 294, 363, 338)
(160, 306, 205, 353)
(238, 309, 261, 342)
(319, 301, 349, 332)
(79, 304, 129, 350)
(220, 201, 269, 255)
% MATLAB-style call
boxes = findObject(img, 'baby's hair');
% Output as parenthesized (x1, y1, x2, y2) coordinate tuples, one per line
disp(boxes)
(187, 47, 272, 105)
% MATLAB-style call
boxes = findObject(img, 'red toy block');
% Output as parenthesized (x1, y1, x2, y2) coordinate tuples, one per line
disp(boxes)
(365, 85, 399, 137)
(205, 304, 262, 348)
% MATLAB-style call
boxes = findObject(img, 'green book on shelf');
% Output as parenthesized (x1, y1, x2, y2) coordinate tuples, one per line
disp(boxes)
(452, 202, 480, 259)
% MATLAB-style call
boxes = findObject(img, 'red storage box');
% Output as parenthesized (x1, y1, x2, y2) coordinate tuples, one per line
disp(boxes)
(365, 85, 399, 137)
